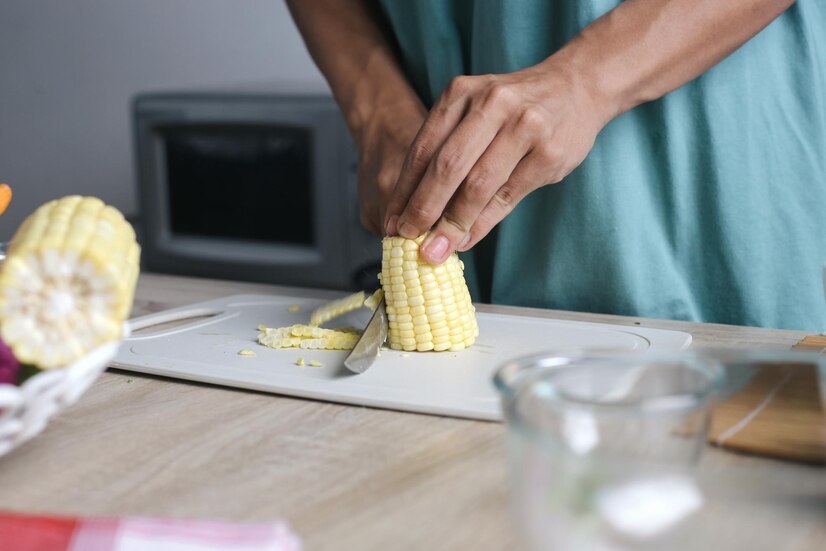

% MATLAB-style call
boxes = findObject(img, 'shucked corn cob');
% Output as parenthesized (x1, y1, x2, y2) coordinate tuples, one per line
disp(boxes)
(0, 196, 140, 369)
(379, 234, 478, 352)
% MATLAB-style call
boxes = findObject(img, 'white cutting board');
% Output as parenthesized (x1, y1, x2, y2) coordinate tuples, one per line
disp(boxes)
(112, 294, 692, 421)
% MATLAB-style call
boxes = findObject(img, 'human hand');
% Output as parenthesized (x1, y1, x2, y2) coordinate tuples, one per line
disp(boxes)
(354, 102, 426, 235)
(383, 60, 612, 264)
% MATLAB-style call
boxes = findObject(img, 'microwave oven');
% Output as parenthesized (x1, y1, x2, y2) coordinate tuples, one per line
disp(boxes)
(133, 84, 380, 290)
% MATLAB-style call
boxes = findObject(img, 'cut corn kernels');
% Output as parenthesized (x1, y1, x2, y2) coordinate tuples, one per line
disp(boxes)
(309, 291, 366, 326)
(363, 288, 384, 311)
(257, 324, 361, 350)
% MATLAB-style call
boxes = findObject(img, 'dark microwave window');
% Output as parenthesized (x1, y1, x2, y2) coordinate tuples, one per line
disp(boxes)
(163, 125, 314, 245)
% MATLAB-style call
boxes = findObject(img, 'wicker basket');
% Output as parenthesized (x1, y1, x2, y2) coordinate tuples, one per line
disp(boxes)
(0, 327, 128, 457)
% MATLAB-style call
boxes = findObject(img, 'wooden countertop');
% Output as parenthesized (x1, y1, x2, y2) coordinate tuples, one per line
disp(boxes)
(0, 273, 824, 550)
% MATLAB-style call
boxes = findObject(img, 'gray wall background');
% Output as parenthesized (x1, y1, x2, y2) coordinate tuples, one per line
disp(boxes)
(0, 0, 326, 238)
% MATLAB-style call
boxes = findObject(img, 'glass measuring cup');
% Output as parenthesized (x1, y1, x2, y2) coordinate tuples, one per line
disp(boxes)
(494, 352, 724, 550)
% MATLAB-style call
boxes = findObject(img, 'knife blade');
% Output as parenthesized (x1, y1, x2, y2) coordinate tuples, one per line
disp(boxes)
(343, 297, 387, 374)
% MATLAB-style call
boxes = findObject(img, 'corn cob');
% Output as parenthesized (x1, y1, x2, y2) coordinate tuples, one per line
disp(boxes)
(379, 234, 478, 352)
(0, 196, 140, 369)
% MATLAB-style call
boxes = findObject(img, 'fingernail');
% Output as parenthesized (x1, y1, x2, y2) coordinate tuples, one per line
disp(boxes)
(398, 221, 419, 239)
(385, 214, 399, 235)
(422, 235, 450, 263)
(458, 234, 471, 250)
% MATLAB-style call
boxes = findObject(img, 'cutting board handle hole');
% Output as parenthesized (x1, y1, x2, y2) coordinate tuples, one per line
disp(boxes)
(129, 308, 224, 336)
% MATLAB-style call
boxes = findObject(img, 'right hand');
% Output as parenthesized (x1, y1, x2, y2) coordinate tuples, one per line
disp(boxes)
(354, 102, 426, 235)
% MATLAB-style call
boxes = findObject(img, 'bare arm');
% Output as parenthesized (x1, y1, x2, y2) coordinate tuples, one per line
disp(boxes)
(286, 0, 426, 234)
(286, 0, 418, 141)
(569, 0, 795, 118)
(380, 0, 795, 263)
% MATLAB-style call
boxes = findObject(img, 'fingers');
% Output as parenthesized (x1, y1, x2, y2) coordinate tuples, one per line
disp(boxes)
(383, 74, 578, 263)
(357, 167, 383, 235)
(460, 149, 550, 251)
(395, 107, 505, 243)
(359, 169, 388, 236)
(375, 163, 402, 234)
(418, 129, 531, 264)
(384, 76, 474, 236)
(359, 147, 407, 236)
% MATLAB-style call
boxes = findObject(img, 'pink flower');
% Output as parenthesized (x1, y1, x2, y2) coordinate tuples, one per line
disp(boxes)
(0, 338, 20, 385)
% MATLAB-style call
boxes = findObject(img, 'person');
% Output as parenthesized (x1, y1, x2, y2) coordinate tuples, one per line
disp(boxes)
(287, 0, 826, 331)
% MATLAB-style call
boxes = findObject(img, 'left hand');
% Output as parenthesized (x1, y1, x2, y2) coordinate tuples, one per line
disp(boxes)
(354, 101, 425, 235)
(383, 59, 611, 264)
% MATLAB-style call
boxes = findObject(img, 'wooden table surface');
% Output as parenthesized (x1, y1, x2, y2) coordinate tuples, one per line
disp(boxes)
(1, 273, 825, 550)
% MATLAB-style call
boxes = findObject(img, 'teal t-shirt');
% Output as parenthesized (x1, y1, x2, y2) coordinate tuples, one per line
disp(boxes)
(378, 1, 826, 331)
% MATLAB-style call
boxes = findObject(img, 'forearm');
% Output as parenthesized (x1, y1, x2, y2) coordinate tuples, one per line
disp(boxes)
(285, 0, 423, 143)
(550, 0, 795, 122)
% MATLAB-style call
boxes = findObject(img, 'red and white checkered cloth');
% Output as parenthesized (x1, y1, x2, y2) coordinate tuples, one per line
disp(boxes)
(0, 511, 302, 551)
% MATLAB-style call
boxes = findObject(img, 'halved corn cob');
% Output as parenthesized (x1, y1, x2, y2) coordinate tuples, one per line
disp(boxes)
(379, 234, 478, 352)
(0, 196, 140, 369)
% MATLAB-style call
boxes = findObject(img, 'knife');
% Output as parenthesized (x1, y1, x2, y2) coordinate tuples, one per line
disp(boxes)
(343, 297, 387, 374)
